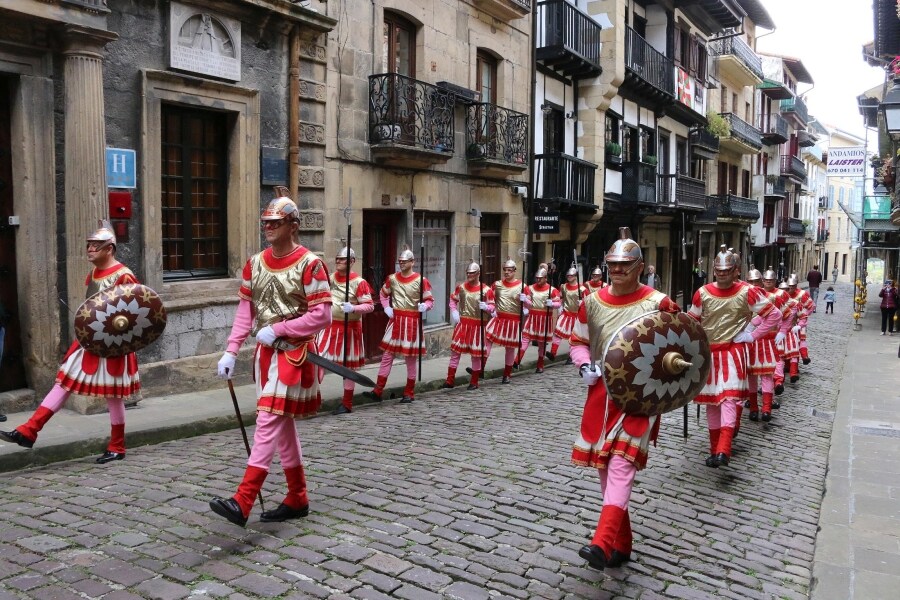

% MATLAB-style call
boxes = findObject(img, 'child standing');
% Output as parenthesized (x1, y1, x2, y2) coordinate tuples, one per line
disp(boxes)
(823, 286, 836, 314)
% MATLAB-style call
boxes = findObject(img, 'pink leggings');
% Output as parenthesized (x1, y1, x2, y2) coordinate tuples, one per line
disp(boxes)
(519, 336, 546, 357)
(598, 455, 636, 510)
(706, 398, 739, 430)
(377, 352, 417, 380)
(248, 410, 302, 470)
(448, 352, 482, 372)
(41, 384, 125, 425)
(484, 341, 517, 366)
(747, 374, 774, 395)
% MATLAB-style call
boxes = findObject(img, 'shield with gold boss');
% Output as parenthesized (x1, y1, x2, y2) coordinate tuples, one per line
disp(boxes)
(74, 283, 167, 358)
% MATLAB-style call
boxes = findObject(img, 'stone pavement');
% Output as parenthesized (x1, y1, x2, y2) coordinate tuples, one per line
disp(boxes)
(0, 282, 891, 599)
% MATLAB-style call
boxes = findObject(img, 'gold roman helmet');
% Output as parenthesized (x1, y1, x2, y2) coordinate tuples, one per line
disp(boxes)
(778, 281, 789, 290)
(503, 258, 517, 269)
(336, 246, 356, 260)
(591, 267, 603, 277)
(566, 267, 578, 277)
(762, 266, 777, 280)
(466, 262, 480, 273)
(261, 186, 299, 223)
(746, 266, 763, 282)
(714, 244, 737, 270)
(606, 226, 643, 263)
(87, 219, 116, 250)
(535, 267, 548, 279)
(787, 273, 799, 286)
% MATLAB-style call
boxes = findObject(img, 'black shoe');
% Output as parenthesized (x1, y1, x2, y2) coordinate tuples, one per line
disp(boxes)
(545, 352, 555, 361)
(209, 497, 247, 527)
(399, 395, 414, 404)
(749, 411, 759, 422)
(362, 391, 382, 402)
(802, 357, 811, 365)
(578, 544, 608, 571)
(705, 454, 720, 468)
(565, 357, 573, 366)
(441, 382, 454, 389)
(465, 367, 475, 375)
(96, 451, 125, 464)
(466, 384, 479, 391)
(606, 550, 632, 568)
(259, 502, 309, 523)
(0, 414, 6, 422)
(790, 375, 799, 383)
(535, 368, 544, 374)
(715, 453, 729, 467)
(743, 399, 751, 408)
(774, 384, 784, 396)
(331, 404, 351, 415)
(772, 400, 781, 409)
(512, 363, 520, 371)
(0, 430, 34, 448)
(501, 376, 511, 384)
(761, 412, 771, 422)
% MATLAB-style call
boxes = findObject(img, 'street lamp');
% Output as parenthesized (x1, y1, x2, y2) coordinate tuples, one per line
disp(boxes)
(880, 77, 900, 139)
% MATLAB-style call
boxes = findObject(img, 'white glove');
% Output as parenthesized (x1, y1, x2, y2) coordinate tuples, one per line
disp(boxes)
(256, 325, 277, 347)
(733, 332, 754, 344)
(384, 306, 394, 319)
(550, 301, 560, 309)
(519, 293, 528, 302)
(341, 302, 355, 313)
(217, 353, 236, 379)
(800, 327, 807, 336)
(580, 363, 601, 386)
(774, 332, 786, 345)
(450, 310, 460, 325)
(478, 301, 489, 311)
(417, 302, 428, 313)
(791, 325, 800, 334)
(523, 308, 529, 317)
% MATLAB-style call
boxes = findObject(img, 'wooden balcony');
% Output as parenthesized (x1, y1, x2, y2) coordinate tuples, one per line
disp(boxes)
(473, 0, 531, 21)
(536, 0, 603, 79)
(534, 153, 598, 209)
(659, 173, 708, 210)
(622, 161, 658, 206)
(713, 193, 760, 221)
(624, 27, 675, 104)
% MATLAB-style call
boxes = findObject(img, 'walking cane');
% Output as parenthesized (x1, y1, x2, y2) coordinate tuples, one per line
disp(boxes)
(516, 254, 528, 367)
(418, 232, 426, 381)
(542, 257, 553, 363)
(479, 249, 486, 378)
(226, 379, 266, 512)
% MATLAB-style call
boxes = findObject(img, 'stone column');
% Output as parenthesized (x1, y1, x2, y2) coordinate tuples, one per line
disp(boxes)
(61, 26, 117, 319)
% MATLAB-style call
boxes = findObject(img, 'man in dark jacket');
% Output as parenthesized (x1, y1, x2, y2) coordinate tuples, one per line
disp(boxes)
(806, 265, 823, 311)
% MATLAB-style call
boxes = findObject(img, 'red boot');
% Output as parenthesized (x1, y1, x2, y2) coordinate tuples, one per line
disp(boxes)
(15, 406, 55, 444)
(580, 504, 626, 570)
(789, 359, 799, 382)
(443, 368, 456, 388)
(608, 510, 633, 567)
(366, 375, 387, 401)
(536, 355, 545, 373)
(234, 465, 268, 517)
(400, 378, 416, 403)
(341, 388, 353, 411)
(502, 364, 513, 383)
(761, 392, 773, 421)
(468, 369, 480, 390)
(260, 465, 310, 522)
(716, 426, 735, 466)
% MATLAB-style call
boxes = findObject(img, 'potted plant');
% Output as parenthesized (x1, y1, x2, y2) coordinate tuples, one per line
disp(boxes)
(643, 154, 658, 166)
(468, 142, 488, 159)
(605, 141, 622, 164)
(706, 111, 731, 138)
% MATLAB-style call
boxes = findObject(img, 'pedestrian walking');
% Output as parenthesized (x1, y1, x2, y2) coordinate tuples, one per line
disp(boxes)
(879, 280, 898, 335)
(443, 262, 490, 390)
(806, 265, 823, 310)
(642, 265, 662, 291)
(210, 192, 332, 527)
(823, 286, 836, 314)
(316, 247, 374, 415)
(687, 246, 781, 468)
(364, 248, 433, 403)
(570, 227, 681, 572)
(831, 267, 838, 284)
(0, 222, 142, 462)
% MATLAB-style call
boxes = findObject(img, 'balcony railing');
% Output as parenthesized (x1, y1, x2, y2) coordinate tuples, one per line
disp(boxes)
(708, 36, 764, 81)
(625, 27, 674, 96)
(622, 161, 658, 205)
(780, 96, 809, 125)
(765, 175, 787, 196)
(690, 128, 720, 154)
(465, 103, 529, 164)
(780, 154, 807, 183)
(816, 230, 829, 243)
(779, 217, 805, 237)
(713, 193, 760, 220)
(536, 0, 602, 78)
(535, 153, 597, 207)
(758, 113, 788, 145)
(66, 0, 110, 12)
(720, 113, 762, 150)
(671, 174, 708, 209)
(696, 196, 720, 223)
(369, 73, 455, 151)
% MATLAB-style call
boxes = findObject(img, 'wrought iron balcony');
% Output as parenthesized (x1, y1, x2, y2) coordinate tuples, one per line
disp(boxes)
(696, 196, 720, 224)
(624, 27, 675, 101)
(765, 175, 787, 197)
(465, 103, 529, 177)
(780, 154, 807, 183)
(713, 193, 760, 221)
(534, 153, 597, 208)
(659, 173, 708, 210)
(622, 161, 659, 205)
(780, 96, 809, 126)
(779, 217, 805, 237)
(758, 113, 788, 145)
(65, 0, 110, 12)
(368, 73, 455, 167)
(719, 113, 762, 153)
(816, 230, 829, 243)
(690, 128, 720, 155)
(797, 130, 815, 147)
(709, 36, 763, 85)
(473, 0, 532, 21)
(536, 0, 602, 79)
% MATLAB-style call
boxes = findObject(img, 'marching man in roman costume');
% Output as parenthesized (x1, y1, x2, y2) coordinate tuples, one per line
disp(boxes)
(515, 267, 561, 373)
(774, 280, 802, 392)
(483, 258, 530, 384)
(688, 246, 780, 468)
(1, 221, 142, 464)
(366, 248, 433, 403)
(316, 247, 374, 415)
(570, 227, 682, 571)
(583, 266, 606, 295)
(786, 273, 814, 368)
(744, 268, 791, 422)
(211, 192, 332, 526)
(761, 268, 794, 403)
(443, 262, 491, 390)
(547, 266, 582, 364)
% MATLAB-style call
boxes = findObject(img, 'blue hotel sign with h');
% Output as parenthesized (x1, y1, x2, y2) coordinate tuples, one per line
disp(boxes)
(106, 148, 136, 188)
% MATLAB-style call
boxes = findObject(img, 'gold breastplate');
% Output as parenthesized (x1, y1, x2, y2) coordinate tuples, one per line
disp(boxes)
(698, 286, 752, 344)
(584, 290, 667, 362)
(250, 249, 321, 334)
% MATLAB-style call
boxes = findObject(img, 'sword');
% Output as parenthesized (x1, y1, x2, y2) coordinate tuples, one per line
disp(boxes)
(273, 339, 376, 387)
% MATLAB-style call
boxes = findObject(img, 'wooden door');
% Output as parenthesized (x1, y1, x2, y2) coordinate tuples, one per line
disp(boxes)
(362, 210, 399, 361)
(0, 76, 26, 391)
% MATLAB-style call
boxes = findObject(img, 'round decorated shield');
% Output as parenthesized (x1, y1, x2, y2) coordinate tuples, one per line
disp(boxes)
(74, 284, 167, 358)
(602, 311, 710, 416)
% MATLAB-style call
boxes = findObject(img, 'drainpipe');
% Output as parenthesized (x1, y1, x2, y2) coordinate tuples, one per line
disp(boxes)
(525, 4, 538, 265)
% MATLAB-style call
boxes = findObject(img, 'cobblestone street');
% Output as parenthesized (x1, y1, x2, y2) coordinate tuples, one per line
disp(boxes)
(0, 310, 845, 600)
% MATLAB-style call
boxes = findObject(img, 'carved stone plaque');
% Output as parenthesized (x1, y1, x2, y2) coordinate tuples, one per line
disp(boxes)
(169, 1, 241, 81)
(297, 210, 325, 231)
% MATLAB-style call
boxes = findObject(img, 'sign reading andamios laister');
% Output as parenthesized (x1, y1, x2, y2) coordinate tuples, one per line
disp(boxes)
(826, 146, 865, 177)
